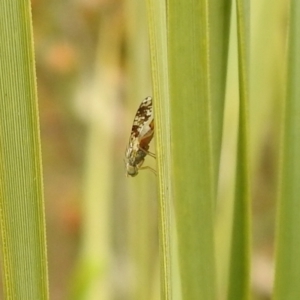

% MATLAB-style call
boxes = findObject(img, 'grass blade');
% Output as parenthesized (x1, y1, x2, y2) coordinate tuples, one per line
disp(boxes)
(227, 0, 251, 299)
(168, 0, 216, 299)
(209, 0, 232, 178)
(0, 1, 48, 298)
(147, 0, 173, 299)
(126, 0, 158, 299)
(274, 1, 300, 299)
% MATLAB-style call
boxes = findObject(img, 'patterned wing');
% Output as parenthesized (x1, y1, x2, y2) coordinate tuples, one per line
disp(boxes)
(130, 96, 154, 142)
(125, 96, 154, 177)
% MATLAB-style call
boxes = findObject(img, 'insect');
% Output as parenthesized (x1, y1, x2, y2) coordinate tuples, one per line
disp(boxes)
(125, 96, 156, 177)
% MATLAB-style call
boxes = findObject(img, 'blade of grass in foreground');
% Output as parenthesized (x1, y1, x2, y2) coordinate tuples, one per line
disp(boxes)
(210, 0, 233, 296)
(147, 0, 173, 299)
(168, 0, 216, 299)
(227, 0, 251, 299)
(0, 1, 48, 299)
(126, 0, 158, 299)
(274, 1, 300, 299)
(209, 0, 232, 181)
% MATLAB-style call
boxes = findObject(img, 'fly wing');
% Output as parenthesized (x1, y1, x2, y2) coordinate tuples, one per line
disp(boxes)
(130, 96, 153, 141)
(139, 119, 154, 151)
(125, 96, 155, 177)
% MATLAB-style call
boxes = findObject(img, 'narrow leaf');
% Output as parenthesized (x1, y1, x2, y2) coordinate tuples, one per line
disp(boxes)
(227, 0, 251, 299)
(274, 1, 300, 299)
(0, 1, 48, 298)
(147, 0, 173, 299)
(209, 0, 232, 179)
(168, 0, 216, 299)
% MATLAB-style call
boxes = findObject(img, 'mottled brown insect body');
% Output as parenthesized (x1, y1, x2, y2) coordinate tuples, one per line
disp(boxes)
(125, 97, 155, 177)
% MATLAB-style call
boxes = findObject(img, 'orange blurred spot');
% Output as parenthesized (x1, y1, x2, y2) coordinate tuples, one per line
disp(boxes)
(45, 43, 78, 74)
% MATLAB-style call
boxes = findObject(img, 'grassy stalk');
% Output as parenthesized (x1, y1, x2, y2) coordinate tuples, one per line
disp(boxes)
(227, 0, 251, 299)
(215, 9, 240, 296)
(146, 0, 173, 299)
(209, 0, 232, 180)
(0, 1, 48, 299)
(167, 0, 216, 299)
(273, 1, 300, 299)
(126, 0, 158, 299)
(208, 19, 233, 297)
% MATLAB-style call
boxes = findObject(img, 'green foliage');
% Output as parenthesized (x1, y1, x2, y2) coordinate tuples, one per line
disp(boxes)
(147, 0, 231, 299)
(274, 1, 300, 299)
(227, 0, 251, 299)
(147, 0, 173, 298)
(167, 0, 216, 299)
(2, 0, 300, 299)
(0, 1, 48, 299)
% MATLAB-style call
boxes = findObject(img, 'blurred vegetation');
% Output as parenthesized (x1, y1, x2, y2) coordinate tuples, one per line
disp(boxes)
(0, 0, 291, 298)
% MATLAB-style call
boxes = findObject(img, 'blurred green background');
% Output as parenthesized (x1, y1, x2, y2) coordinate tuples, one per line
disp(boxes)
(27, 0, 287, 299)
(32, 0, 157, 299)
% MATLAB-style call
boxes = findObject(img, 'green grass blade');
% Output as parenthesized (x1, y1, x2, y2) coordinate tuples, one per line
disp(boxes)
(147, 0, 173, 299)
(0, 1, 49, 299)
(126, 0, 158, 299)
(274, 1, 300, 299)
(227, 0, 251, 299)
(168, 0, 216, 299)
(209, 0, 232, 178)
